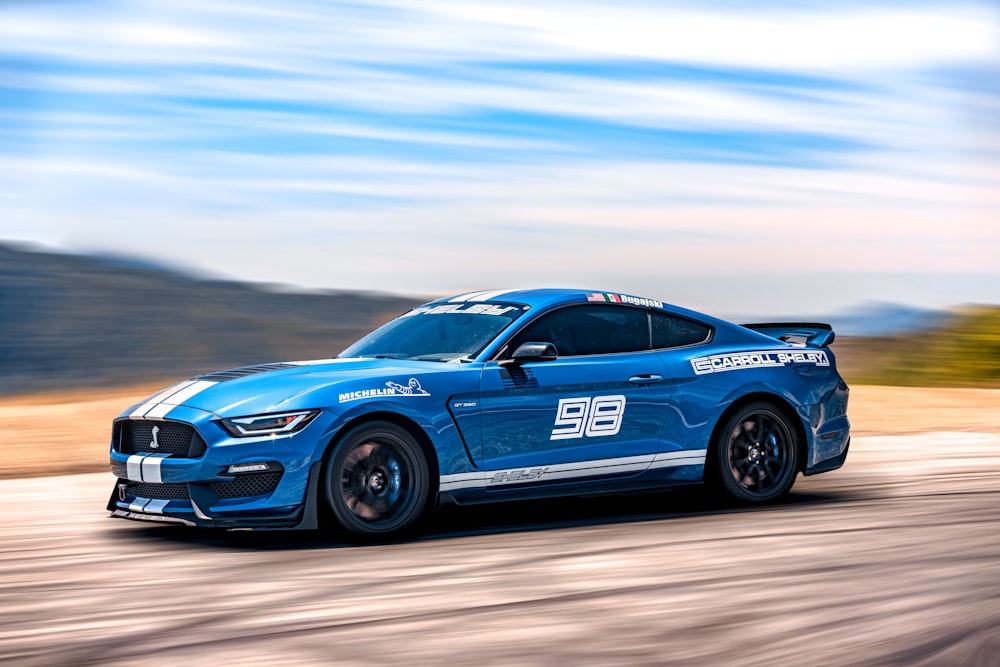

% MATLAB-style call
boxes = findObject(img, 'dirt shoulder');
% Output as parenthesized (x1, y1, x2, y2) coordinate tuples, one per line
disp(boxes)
(1, 384, 998, 480)
(846, 385, 1000, 436)
(0, 386, 159, 480)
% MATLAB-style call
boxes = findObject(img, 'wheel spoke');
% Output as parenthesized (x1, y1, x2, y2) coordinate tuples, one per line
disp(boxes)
(345, 492, 379, 520)
(764, 458, 783, 481)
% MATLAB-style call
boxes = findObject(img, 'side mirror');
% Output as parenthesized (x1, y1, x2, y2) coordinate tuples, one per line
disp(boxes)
(506, 342, 558, 364)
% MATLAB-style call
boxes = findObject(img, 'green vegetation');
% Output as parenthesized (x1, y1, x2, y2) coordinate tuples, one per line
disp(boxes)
(838, 306, 1000, 387)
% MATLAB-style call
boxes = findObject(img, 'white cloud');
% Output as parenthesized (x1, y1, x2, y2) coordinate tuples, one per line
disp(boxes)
(3, 1, 997, 69)
(1, 0, 999, 312)
(439, 3, 999, 69)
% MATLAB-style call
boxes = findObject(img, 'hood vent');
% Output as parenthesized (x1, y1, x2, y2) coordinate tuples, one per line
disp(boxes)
(195, 363, 297, 382)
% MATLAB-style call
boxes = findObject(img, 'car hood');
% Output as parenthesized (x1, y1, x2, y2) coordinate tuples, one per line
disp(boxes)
(123, 358, 467, 418)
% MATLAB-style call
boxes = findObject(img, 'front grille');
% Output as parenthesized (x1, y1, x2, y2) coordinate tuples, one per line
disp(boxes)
(212, 472, 282, 500)
(126, 481, 190, 500)
(121, 421, 204, 457)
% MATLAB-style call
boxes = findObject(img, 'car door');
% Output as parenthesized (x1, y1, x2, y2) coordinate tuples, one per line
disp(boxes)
(478, 304, 672, 489)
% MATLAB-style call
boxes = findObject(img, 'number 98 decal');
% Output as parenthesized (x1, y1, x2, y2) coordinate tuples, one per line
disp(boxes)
(550, 395, 627, 440)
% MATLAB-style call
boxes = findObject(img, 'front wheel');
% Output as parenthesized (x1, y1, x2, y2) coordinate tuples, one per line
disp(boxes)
(323, 422, 430, 538)
(714, 402, 799, 504)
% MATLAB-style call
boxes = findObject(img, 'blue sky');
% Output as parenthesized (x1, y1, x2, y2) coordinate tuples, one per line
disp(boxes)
(2, 0, 998, 316)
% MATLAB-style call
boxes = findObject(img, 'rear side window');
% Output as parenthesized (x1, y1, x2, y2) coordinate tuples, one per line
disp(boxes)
(508, 305, 649, 357)
(651, 312, 712, 349)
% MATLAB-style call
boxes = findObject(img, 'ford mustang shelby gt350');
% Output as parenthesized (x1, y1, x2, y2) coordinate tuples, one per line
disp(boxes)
(108, 288, 850, 537)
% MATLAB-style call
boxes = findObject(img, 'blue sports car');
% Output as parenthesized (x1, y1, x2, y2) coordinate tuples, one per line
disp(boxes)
(107, 288, 850, 537)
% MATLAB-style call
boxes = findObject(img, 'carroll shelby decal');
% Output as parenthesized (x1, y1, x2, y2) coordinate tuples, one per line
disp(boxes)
(691, 350, 830, 375)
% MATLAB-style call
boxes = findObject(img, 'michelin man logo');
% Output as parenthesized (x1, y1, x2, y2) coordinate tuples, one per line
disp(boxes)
(385, 378, 429, 396)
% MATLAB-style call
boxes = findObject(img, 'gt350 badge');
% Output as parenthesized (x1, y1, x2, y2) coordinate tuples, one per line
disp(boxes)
(691, 350, 830, 375)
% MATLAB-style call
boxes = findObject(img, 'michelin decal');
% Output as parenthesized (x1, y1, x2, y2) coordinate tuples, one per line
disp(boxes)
(339, 378, 430, 403)
(691, 350, 830, 375)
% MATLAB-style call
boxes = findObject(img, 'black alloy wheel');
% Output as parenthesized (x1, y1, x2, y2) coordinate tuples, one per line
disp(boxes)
(715, 402, 799, 503)
(324, 422, 430, 537)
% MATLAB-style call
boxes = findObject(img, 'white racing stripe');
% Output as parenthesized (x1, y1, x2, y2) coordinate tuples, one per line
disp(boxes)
(649, 450, 708, 470)
(648, 457, 706, 470)
(123, 498, 170, 514)
(466, 289, 518, 302)
(140, 454, 169, 484)
(129, 380, 197, 419)
(439, 472, 485, 492)
(143, 499, 170, 514)
(124, 453, 172, 482)
(142, 380, 218, 420)
(288, 358, 341, 366)
(487, 457, 651, 487)
(448, 290, 492, 302)
(126, 455, 145, 482)
(441, 450, 706, 491)
(128, 498, 149, 513)
(448, 289, 518, 303)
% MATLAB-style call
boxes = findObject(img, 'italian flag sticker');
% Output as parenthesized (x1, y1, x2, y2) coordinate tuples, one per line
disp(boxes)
(587, 293, 621, 303)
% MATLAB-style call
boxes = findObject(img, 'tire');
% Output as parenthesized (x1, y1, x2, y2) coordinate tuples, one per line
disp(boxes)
(323, 421, 430, 538)
(714, 402, 799, 504)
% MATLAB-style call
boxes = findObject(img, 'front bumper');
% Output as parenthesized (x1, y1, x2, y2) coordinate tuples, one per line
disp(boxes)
(108, 463, 323, 530)
(107, 406, 332, 530)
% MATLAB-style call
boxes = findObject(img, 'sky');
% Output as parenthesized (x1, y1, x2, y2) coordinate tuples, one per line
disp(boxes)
(1, 0, 999, 317)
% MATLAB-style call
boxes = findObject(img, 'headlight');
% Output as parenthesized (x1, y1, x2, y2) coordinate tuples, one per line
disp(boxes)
(219, 410, 319, 437)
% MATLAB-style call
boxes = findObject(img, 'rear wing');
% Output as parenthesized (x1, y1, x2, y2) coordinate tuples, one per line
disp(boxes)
(741, 322, 835, 348)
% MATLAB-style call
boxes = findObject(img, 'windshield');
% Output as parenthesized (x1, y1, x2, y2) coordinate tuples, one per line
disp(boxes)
(340, 302, 527, 362)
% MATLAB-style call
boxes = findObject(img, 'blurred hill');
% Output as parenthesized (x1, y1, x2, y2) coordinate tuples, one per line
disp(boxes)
(0, 243, 423, 396)
(822, 301, 948, 337)
(833, 305, 1000, 388)
(2, 242, 997, 395)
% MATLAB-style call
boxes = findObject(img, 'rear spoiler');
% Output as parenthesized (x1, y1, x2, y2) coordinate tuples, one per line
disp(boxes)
(741, 322, 835, 348)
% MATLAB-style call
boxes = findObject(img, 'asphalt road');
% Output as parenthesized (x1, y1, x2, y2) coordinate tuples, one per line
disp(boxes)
(2, 432, 999, 667)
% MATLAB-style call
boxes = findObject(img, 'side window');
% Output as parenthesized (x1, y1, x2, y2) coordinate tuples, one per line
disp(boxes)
(508, 305, 650, 357)
(650, 312, 712, 349)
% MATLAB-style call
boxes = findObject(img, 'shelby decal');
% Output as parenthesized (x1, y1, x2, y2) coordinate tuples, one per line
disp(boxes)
(339, 378, 430, 403)
(691, 350, 830, 375)
(489, 467, 549, 484)
(586, 293, 664, 309)
(551, 395, 627, 440)
(404, 303, 516, 317)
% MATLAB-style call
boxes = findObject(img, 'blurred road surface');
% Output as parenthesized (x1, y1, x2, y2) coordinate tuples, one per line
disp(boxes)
(2, 432, 999, 666)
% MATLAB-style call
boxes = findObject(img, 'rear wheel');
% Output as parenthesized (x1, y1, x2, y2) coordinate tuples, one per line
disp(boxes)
(714, 402, 798, 503)
(323, 422, 429, 538)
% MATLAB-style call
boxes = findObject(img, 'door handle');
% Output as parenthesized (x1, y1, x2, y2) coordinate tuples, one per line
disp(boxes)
(628, 374, 664, 384)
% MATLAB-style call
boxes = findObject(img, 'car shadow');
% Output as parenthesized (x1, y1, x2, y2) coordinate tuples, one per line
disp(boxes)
(107, 484, 858, 552)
